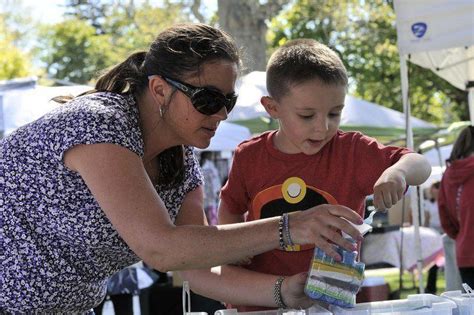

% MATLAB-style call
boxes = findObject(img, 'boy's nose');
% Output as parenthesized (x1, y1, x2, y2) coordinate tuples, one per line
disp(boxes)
(314, 116, 329, 133)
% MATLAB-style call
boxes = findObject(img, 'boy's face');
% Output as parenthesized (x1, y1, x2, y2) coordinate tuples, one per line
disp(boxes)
(264, 79, 345, 155)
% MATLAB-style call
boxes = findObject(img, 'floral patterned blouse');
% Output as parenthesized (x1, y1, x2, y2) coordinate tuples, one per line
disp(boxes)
(1, 92, 203, 314)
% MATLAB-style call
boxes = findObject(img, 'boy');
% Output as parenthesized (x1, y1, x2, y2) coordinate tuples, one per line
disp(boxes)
(218, 39, 431, 311)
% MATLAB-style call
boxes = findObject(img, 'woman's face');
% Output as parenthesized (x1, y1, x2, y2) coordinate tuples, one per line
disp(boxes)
(165, 60, 239, 149)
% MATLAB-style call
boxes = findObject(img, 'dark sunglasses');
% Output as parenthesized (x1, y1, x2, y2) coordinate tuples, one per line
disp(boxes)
(162, 77, 238, 116)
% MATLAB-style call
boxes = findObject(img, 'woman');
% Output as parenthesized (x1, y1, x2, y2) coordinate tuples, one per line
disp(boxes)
(438, 125, 474, 287)
(1, 23, 363, 313)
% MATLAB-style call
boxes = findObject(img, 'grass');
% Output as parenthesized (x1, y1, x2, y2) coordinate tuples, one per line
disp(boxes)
(365, 267, 446, 300)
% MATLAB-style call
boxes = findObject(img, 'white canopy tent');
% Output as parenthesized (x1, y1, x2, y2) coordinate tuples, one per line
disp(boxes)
(394, 0, 474, 292)
(341, 95, 435, 129)
(0, 78, 251, 152)
(0, 79, 91, 136)
(204, 121, 252, 152)
(229, 71, 435, 130)
(395, 0, 474, 125)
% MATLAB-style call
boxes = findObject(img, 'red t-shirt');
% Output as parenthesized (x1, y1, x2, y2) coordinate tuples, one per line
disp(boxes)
(438, 156, 474, 267)
(220, 130, 411, 311)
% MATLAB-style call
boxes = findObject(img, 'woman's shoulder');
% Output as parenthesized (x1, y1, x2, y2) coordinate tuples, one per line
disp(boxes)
(43, 92, 139, 132)
(61, 92, 135, 116)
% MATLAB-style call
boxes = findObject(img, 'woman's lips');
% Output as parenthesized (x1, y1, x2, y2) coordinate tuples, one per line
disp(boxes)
(202, 127, 217, 137)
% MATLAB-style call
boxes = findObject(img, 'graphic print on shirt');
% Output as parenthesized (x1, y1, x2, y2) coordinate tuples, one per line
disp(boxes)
(252, 177, 337, 252)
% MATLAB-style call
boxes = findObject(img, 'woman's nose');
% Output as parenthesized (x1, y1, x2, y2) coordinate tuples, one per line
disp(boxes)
(214, 105, 229, 120)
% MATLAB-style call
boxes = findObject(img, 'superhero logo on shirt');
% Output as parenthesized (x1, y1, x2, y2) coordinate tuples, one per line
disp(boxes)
(251, 177, 337, 251)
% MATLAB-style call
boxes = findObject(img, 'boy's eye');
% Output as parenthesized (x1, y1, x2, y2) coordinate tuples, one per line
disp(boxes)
(299, 114, 314, 119)
(329, 112, 342, 117)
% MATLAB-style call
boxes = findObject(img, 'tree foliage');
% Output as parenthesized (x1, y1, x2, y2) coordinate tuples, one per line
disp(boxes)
(36, 19, 114, 84)
(0, 21, 31, 80)
(37, 1, 191, 84)
(269, 0, 468, 124)
(0, 0, 35, 80)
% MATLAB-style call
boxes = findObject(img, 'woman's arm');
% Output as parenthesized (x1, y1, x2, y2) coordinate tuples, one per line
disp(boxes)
(177, 188, 312, 309)
(64, 143, 363, 271)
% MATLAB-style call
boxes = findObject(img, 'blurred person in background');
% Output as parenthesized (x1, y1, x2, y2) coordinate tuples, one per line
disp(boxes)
(200, 151, 221, 225)
(439, 126, 474, 287)
(423, 181, 442, 294)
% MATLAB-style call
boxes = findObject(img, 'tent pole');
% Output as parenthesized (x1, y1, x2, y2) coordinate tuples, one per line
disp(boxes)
(468, 82, 474, 124)
(400, 55, 424, 293)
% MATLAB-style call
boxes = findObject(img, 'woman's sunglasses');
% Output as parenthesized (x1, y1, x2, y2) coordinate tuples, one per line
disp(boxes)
(161, 76, 238, 116)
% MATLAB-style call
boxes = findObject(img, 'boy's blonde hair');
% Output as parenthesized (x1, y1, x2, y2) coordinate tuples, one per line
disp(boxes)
(266, 39, 348, 101)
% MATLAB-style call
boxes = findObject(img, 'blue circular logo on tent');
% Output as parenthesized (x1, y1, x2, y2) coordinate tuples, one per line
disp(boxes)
(411, 22, 427, 38)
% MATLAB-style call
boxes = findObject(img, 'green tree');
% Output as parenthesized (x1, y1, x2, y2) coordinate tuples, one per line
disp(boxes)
(0, 0, 35, 80)
(0, 21, 31, 80)
(37, 19, 115, 84)
(269, 0, 468, 124)
(37, 1, 191, 84)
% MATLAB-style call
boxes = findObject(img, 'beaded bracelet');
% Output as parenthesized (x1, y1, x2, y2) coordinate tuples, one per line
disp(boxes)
(282, 213, 294, 246)
(278, 215, 285, 250)
(273, 276, 287, 309)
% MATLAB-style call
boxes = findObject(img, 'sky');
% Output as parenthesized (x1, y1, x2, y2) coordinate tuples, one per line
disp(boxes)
(19, 0, 217, 24)
(21, 0, 66, 24)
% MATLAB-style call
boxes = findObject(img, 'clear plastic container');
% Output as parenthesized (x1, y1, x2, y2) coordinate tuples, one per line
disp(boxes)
(330, 293, 457, 315)
(441, 290, 474, 315)
(214, 304, 331, 314)
(304, 239, 365, 308)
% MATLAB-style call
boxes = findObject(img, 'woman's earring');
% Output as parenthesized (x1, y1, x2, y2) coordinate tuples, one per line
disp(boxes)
(159, 106, 164, 118)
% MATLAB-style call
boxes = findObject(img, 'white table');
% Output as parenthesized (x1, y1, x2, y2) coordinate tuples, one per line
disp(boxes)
(361, 226, 444, 271)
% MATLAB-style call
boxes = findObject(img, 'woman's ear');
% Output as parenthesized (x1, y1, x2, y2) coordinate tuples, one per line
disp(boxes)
(260, 96, 279, 118)
(148, 75, 168, 104)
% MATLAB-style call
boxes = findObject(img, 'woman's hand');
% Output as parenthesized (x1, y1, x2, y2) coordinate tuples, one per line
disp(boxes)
(280, 273, 313, 309)
(288, 204, 363, 261)
(373, 168, 406, 210)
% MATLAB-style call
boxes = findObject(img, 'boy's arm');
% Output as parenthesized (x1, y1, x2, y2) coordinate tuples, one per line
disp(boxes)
(373, 152, 431, 210)
(388, 153, 431, 186)
(176, 187, 312, 309)
(218, 199, 245, 224)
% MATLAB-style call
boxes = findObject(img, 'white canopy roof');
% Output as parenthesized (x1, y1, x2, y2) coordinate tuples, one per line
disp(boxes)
(1, 80, 90, 136)
(341, 95, 435, 129)
(394, 0, 474, 122)
(0, 79, 251, 151)
(205, 121, 252, 152)
(229, 71, 435, 129)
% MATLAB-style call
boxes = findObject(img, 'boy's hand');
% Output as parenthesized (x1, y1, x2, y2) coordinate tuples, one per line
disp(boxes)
(280, 272, 314, 309)
(373, 168, 406, 210)
(288, 205, 363, 261)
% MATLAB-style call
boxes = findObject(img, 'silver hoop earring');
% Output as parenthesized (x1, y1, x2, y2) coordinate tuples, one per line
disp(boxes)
(159, 106, 164, 118)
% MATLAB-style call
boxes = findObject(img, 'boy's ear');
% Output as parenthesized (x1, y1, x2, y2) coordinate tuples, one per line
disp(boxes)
(260, 96, 279, 118)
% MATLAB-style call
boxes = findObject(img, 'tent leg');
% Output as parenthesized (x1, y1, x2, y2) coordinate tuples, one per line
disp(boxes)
(399, 56, 424, 294)
(468, 84, 474, 124)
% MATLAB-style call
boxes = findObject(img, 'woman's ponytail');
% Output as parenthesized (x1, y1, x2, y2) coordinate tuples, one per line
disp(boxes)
(52, 51, 148, 104)
(95, 51, 148, 95)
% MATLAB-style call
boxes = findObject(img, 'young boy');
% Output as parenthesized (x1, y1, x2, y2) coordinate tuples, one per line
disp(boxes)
(218, 39, 431, 311)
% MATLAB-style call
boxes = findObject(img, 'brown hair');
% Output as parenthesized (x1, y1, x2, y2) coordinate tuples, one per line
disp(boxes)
(56, 23, 240, 186)
(266, 38, 348, 101)
(447, 125, 474, 165)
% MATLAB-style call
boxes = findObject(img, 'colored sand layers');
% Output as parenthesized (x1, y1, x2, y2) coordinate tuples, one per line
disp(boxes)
(305, 246, 365, 308)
